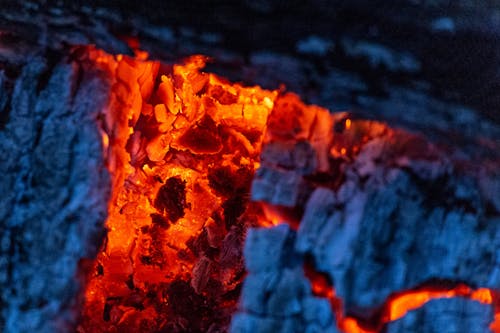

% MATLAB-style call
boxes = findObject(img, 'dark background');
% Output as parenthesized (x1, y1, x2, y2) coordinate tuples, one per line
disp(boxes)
(46, 0, 500, 123)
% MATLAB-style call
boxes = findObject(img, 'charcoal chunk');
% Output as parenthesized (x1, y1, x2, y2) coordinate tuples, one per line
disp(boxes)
(208, 165, 235, 196)
(165, 279, 213, 332)
(208, 165, 253, 197)
(178, 114, 222, 154)
(150, 213, 170, 229)
(210, 85, 238, 105)
(153, 176, 188, 223)
(223, 194, 247, 229)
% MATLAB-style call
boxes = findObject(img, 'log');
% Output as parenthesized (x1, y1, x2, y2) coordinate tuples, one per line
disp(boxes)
(238, 113, 500, 332)
(0, 53, 111, 331)
(0, 3, 146, 331)
(292, 127, 500, 310)
(233, 223, 497, 332)
(1, 2, 499, 333)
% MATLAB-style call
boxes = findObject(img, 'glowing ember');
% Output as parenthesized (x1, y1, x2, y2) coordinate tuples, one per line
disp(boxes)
(78, 47, 276, 332)
(305, 266, 498, 333)
(384, 285, 493, 322)
(77, 46, 500, 333)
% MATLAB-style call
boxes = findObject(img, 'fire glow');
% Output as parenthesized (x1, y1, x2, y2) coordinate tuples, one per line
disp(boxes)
(77, 46, 499, 332)
(79, 47, 277, 332)
(306, 264, 498, 333)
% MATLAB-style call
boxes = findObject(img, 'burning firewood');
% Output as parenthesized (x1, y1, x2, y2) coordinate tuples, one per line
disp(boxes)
(238, 96, 500, 332)
(1, 3, 499, 333)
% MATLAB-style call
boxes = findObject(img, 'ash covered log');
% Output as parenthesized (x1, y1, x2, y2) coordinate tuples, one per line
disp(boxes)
(232, 222, 498, 332)
(0, 3, 148, 332)
(0, 52, 111, 331)
(292, 127, 500, 311)
(254, 95, 500, 308)
(243, 96, 500, 331)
